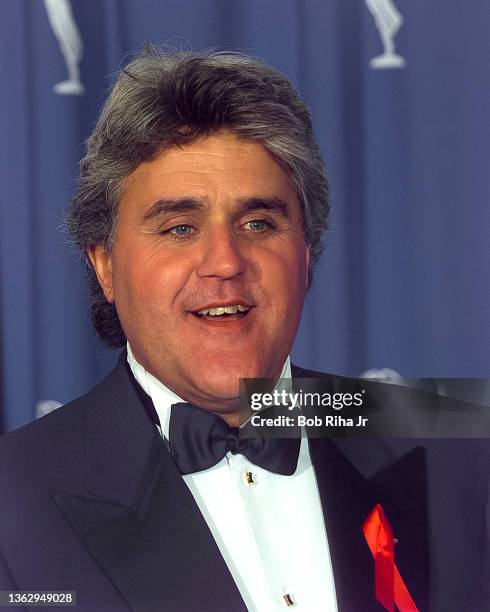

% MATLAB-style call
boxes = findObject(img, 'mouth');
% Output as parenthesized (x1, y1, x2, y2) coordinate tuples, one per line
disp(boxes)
(190, 303, 253, 321)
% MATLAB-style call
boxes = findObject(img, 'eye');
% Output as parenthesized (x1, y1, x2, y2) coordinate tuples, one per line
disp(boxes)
(244, 219, 274, 233)
(165, 224, 195, 238)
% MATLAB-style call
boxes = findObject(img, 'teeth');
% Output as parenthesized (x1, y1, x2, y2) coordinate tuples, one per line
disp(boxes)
(197, 304, 250, 316)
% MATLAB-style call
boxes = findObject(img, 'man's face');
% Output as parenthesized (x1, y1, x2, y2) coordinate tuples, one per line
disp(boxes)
(90, 131, 310, 419)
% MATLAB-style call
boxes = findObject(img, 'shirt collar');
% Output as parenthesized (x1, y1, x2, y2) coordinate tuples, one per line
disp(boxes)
(126, 341, 292, 439)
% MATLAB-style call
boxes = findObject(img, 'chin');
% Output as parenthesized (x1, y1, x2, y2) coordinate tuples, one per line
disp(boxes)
(193, 362, 263, 401)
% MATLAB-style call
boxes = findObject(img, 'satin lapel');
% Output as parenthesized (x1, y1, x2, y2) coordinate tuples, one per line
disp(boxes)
(308, 437, 381, 612)
(292, 365, 429, 612)
(369, 445, 430, 611)
(308, 439, 430, 612)
(54, 353, 246, 612)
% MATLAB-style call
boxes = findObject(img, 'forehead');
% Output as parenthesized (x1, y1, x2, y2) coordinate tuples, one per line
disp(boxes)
(120, 131, 299, 210)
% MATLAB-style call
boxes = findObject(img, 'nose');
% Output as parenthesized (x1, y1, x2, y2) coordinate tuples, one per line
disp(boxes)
(196, 224, 247, 280)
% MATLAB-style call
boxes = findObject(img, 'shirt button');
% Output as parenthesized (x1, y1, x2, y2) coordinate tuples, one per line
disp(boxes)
(282, 593, 295, 607)
(244, 471, 255, 485)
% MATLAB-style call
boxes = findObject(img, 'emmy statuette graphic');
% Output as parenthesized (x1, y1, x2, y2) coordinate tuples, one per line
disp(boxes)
(44, 0, 85, 94)
(365, 0, 406, 69)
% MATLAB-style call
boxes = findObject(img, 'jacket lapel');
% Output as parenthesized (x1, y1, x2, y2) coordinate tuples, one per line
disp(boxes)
(54, 354, 246, 612)
(292, 364, 429, 612)
(309, 438, 430, 612)
(368, 445, 430, 610)
(308, 436, 381, 611)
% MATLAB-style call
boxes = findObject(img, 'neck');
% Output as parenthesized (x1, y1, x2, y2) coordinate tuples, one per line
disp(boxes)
(126, 342, 290, 432)
(213, 410, 240, 428)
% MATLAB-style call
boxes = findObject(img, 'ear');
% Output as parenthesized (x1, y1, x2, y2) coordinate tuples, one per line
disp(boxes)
(87, 245, 114, 303)
(305, 244, 311, 290)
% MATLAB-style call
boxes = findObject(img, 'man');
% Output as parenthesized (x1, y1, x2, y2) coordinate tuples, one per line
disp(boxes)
(0, 47, 487, 612)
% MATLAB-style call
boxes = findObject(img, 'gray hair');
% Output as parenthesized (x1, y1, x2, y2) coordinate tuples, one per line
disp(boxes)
(65, 45, 330, 347)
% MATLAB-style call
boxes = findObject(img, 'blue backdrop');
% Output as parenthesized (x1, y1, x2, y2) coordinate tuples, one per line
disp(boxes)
(1, 0, 489, 432)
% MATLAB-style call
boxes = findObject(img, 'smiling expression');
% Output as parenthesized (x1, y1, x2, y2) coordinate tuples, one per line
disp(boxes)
(89, 131, 310, 422)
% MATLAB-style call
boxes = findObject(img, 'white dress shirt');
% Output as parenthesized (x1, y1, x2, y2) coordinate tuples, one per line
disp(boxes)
(127, 343, 338, 612)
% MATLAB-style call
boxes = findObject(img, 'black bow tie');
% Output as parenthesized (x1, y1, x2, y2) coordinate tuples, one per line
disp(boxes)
(169, 402, 300, 476)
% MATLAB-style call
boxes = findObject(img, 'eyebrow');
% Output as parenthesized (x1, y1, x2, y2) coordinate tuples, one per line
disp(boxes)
(142, 198, 204, 222)
(236, 197, 291, 219)
(141, 195, 291, 222)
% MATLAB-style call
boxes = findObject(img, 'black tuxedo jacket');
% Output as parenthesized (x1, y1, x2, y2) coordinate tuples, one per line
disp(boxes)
(0, 354, 488, 611)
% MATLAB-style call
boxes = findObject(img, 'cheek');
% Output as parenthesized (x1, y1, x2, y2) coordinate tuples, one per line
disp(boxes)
(257, 246, 308, 316)
(276, 241, 309, 289)
(111, 261, 160, 335)
(112, 247, 182, 304)
(112, 256, 148, 305)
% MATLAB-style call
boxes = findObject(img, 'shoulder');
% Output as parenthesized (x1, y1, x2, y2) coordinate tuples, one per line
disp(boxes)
(0, 395, 88, 549)
(291, 363, 334, 378)
(0, 358, 124, 492)
(0, 395, 84, 474)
